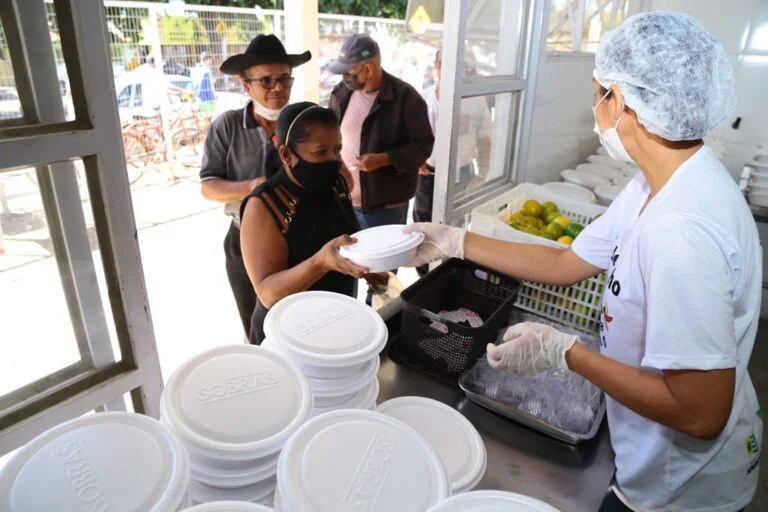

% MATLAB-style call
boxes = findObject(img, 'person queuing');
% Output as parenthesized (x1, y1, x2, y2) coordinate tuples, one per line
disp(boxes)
(415, 49, 492, 277)
(190, 51, 216, 114)
(239, 102, 369, 344)
(406, 12, 762, 512)
(327, 33, 433, 301)
(199, 34, 310, 337)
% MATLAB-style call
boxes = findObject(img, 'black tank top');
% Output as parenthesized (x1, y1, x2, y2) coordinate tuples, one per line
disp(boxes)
(241, 169, 360, 344)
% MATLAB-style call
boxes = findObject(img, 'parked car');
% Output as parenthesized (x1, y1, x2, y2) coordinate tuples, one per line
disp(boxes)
(0, 87, 22, 120)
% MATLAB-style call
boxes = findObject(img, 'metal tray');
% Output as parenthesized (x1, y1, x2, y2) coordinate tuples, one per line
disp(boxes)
(458, 309, 606, 445)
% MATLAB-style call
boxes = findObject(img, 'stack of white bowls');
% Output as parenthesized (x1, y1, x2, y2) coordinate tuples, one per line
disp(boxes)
(749, 154, 768, 207)
(0, 412, 191, 511)
(262, 291, 387, 417)
(556, 153, 638, 206)
(275, 409, 451, 511)
(425, 490, 561, 512)
(183, 501, 275, 511)
(377, 397, 487, 494)
(160, 345, 312, 506)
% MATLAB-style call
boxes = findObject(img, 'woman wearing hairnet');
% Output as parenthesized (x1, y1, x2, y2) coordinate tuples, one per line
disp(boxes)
(406, 12, 762, 512)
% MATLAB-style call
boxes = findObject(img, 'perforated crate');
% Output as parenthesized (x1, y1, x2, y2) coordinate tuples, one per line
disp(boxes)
(469, 183, 608, 334)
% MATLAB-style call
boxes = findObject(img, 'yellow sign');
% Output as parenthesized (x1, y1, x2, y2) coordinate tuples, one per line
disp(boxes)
(408, 4, 431, 34)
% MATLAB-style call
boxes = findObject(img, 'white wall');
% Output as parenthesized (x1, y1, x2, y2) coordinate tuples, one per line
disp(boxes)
(524, 54, 598, 184)
(523, 0, 768, 184)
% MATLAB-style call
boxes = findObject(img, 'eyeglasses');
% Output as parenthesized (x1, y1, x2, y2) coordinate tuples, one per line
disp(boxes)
(243, 75, 295, 90)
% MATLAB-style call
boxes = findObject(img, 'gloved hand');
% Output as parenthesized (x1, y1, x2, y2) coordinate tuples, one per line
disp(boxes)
(402, 223, 466, 268)
(486, 322, 578, 376)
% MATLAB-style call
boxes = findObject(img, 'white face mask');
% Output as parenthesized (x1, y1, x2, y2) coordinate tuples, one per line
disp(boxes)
(251, 100, 283, 121)
(592, 89, 635, 164)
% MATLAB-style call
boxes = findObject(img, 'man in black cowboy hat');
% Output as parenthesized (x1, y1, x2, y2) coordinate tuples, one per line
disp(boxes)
(199, 34, 310, 337)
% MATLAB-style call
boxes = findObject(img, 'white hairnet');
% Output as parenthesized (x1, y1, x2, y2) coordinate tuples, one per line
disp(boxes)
(594, 12, 736, 141)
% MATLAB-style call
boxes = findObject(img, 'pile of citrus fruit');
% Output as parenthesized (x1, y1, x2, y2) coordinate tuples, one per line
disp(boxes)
(506, 199, 585, 245)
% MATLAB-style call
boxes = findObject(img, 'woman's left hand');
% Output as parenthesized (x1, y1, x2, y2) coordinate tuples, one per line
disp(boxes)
(486, 322, 579, 376)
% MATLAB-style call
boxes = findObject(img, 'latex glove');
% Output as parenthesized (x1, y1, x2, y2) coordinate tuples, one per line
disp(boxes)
(486, 322, 578, 376)
(402, 223, 466, 268)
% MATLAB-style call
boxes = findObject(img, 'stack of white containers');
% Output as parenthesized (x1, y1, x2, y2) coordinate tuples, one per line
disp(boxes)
(160, 345, 312, 506)
(261, 291, 387, 417)
(551, 150, 638, 206)
(0, 412, 191, 511)
(183, 501, 276, 511)
(275, 409, 451, 511)
(377, 397, 487, 494)
(748, 153, 768, 207)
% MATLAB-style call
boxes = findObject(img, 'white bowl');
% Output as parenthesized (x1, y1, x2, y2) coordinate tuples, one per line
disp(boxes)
(594, 183, 625, 206)
(586, 154, 629, 171)
(560, 169, 610, 189)
(339, 224, 424, 272)
(576, 163, 623, 181)
(425, 490, 560, 512)
(541, 181, 596, 203)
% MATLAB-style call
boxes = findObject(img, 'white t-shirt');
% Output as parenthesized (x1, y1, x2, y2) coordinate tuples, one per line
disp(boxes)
(572, 146, 763, 512)
(422, 84, 492, 176)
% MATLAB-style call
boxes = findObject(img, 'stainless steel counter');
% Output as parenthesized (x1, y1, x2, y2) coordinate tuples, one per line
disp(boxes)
(375, 301, 616, 512)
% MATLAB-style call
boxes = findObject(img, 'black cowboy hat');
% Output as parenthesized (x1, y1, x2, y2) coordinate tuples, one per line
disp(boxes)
(220, 34, 311, 75)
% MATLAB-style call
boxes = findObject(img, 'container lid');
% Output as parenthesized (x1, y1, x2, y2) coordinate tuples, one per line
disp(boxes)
(183, 502, 275, 512)
(586, 154, 628, 170)
(187, 476, 276, 506)
(312, 377, 380, 414)
(575, 163, 622, 181)
(264, 291, 387, 368)
(305, 356, 380, 397)
(425, 490, 561, 511)
(0, 412, 190, 512)
(541, 182, 596, 203)
(161, 345, 312, 459)
(377, 397, 486, 493)
(560, 170, 610, 189)
(277, 409, 449, 512)
(339, 224, 424, 260)
(593, 184, 625, 203)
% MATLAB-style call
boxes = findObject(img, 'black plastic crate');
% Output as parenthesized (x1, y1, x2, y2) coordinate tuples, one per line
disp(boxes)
(390, 258, 521, 386)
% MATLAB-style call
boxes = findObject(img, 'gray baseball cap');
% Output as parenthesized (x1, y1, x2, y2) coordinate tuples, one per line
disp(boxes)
(327, 34, 380, 74)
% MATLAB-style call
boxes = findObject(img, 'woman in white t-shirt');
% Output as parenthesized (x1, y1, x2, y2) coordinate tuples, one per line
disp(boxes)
(406, 12, 762, 512)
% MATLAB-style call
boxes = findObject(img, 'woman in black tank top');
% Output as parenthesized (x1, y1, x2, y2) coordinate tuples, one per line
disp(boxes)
(239, 102, 370, 344)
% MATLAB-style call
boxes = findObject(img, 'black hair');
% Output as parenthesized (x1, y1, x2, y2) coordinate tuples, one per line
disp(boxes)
(275, 101, 339, 147)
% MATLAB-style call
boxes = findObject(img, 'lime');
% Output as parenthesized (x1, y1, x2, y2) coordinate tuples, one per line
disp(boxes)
(518, 215, 538, 228)
(523, 200, 543, 218)
(557, 235, 573, 246)
(536, 218, 545, 230)
(545, 222, 565, 239)
(565, 223, 584, 239)
(543, 210, 561, 224)
(509, 211, 525, 224)
(542, 201, 558, 215)
(540, 232, 556, 240)
(521, 225, 541, 236)
(553, 216, 571, 228)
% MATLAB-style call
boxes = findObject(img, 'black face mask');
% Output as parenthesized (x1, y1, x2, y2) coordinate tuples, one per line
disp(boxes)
(289, 149, 341, 190)
(342, 71, 365, 91)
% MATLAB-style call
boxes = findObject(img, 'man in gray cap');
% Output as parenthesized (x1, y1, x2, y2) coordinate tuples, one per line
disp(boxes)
(200, 34, 310, 336)
(328, 34, 433, 233)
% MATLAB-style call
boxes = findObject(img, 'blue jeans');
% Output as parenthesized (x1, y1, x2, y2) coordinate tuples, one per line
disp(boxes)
(353, 204, 409, 230)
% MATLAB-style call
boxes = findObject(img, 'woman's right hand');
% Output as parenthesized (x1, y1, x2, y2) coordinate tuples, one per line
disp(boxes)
(314, 235, 369, 278)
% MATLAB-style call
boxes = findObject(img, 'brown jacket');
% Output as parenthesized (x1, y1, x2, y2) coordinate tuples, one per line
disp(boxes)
(329, 71, 434, 213)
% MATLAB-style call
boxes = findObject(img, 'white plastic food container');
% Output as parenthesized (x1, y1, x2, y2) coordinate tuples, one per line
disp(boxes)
(0, 412, 190, 512)
(593, 183, 625, 206)
(339, 224, 424, 272)
(160, 345, 312, 486)
(312, 377, 380, 416)
(541, 182, 596, 204)
(277, 409, 450, 512)
(187, 476, 276, 506)
(576, 163, 623, 182)
(264, 291, 387, 374)
(377, 397, 487, 494)
(586, 154, 629, 171)
(425, 490, 561, 511)
(182, 501, 275, 511)
(304, 356, 380, 397)
(560, 170, 610, 189)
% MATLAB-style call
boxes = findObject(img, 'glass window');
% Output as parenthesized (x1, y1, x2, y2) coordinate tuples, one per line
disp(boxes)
(0, 161, 122, 399)
(464, 0, 527, 77)
(117, 86, 132, 108)
(133, 83, 143, 107)
(450, 92, 519, 206)
(0, 19, 22, 121)
(546, 0, 637, 52)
